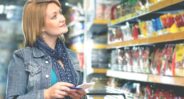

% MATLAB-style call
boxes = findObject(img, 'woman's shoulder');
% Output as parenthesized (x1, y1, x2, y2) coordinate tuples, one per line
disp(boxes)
(13, 47, 33, 58)
(14, 47, 32, 54)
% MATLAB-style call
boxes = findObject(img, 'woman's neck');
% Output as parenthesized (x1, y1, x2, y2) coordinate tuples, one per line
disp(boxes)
(42, 36, 57, 49)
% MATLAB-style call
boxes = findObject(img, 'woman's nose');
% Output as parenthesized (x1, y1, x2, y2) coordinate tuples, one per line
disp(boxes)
(59, 14, 65, 22)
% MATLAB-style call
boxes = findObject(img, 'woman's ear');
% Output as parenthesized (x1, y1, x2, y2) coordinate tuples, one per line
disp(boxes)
(40, 28, 46, 38)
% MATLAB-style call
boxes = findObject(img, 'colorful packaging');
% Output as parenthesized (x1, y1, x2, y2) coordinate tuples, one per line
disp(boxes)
(95, 3, 106, 20)
(146, 20, 154, 37)
(174, 14, 184, 27)
(124, 48, 132, 72)
(166, 14, 175, 28)
(175, 13, 184, 31)
(132, 23, 140, 40)
(169, 22, 180, 33)
(160, 14, 175, 33)
(142, 47, 151, 73)
(157, 17, 165, 34)
(151, 47, 162, 75)
(149, 0, 159, 4)
(115, 27, 124, 42)
(160, 14, 168, 29)
(139, 47, 144, 73)
(132, 47, 140, 72)
(110, 49, 119, 70)
(109, 28, 116, 43)
(117, 49, 126, 71)
(139, 21, 148, 38)
(120, 22, 132, 41)
(164, 45, 175, 76)
(175, 44, 184, 77)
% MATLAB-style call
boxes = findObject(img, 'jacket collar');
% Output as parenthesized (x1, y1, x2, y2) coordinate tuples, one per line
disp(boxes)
(32, 47, 46, 58)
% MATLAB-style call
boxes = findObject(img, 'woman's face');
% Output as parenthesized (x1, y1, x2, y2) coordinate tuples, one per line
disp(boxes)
(43, 3, 68, 37)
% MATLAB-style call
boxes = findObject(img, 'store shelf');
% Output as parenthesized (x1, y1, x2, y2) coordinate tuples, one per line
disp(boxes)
(89, 24, 108, 36)
(149, 0, 183, 12)
(93, 44, 107, 49)
(107, 70, 184, 87)
(68, 31, 84, 39)
(107, 70, 148, 82)
(148, 75, 184, 87)
(70, 43, 107, 52)
(110, 0, 184, 26)
(70, 43, 84, 53)
(93, 19, 109, 25)
(89, 68, 107, 74)
(93, 68, 107, 74)
(107, 32, 184, 49)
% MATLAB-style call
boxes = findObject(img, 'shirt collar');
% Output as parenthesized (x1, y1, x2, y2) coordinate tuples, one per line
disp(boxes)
(32, 47, 46, 58)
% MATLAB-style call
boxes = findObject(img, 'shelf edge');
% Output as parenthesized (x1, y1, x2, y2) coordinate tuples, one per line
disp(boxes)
(107, 70, 184, 87)
(107, 32, 184, 49)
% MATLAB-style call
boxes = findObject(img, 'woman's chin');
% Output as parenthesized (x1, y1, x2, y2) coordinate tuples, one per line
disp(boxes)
(60, 28, 68, 34)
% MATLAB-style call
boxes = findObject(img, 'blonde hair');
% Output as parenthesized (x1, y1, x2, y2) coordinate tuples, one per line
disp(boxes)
(22, 0, 61, 46)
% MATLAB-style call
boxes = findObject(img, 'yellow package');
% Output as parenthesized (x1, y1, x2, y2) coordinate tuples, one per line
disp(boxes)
(175, 44, 184, 77)
(139, 21, 148, 38)
(149, 0, 158, 4)
(169, 23, 180, 33)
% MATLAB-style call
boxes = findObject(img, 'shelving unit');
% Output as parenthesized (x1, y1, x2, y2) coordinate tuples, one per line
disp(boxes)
(107, 70, 184, 87)
(70, 43, 107, 52)
(110, 0, 184, 26)
(83, 18, 109, 77)
(93, 44, 107, 49)
(107, 32, 184, 48)
(89, 68, 107, 74)
(149, 0, 183, 12)
(148, 75, 184, 87)
(83, 0, 184, 98)
(68, 31, 84, 39)
(85, 42, 108, 75)
(107, 70, 148, 82)
(93, 19, 110, 25)
(105, 0, 184, 98)
(82, 1, 112, 98)
(84, 18, 109, 74)
(70, 43, 84, 53)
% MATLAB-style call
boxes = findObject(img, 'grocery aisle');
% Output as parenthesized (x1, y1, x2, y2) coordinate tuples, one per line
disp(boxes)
(76, 0, 184, 98)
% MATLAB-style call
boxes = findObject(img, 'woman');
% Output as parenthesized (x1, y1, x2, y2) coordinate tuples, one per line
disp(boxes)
(6, 0, 86, 99)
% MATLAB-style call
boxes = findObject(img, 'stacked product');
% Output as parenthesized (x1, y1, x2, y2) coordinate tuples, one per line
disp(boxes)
(109, 43, 184, 76)
(92, 49, 110, 68)
(108, 12, 184, 44)
(107, 78, 184, 99)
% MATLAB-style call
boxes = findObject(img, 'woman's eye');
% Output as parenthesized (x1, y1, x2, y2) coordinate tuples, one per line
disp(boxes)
(51, 15, 57, 19)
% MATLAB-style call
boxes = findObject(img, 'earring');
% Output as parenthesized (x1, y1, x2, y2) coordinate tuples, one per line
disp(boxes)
(42, 28, 45, 33)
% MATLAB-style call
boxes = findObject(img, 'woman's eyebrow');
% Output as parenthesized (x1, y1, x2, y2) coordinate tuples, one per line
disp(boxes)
(48, 9, 61, 17)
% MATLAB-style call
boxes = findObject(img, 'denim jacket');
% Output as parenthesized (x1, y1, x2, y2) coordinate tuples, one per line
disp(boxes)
(6, 47, 82, 99)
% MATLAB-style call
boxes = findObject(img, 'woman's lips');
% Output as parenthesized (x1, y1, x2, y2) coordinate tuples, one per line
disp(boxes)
(59, 24, 66, 27)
